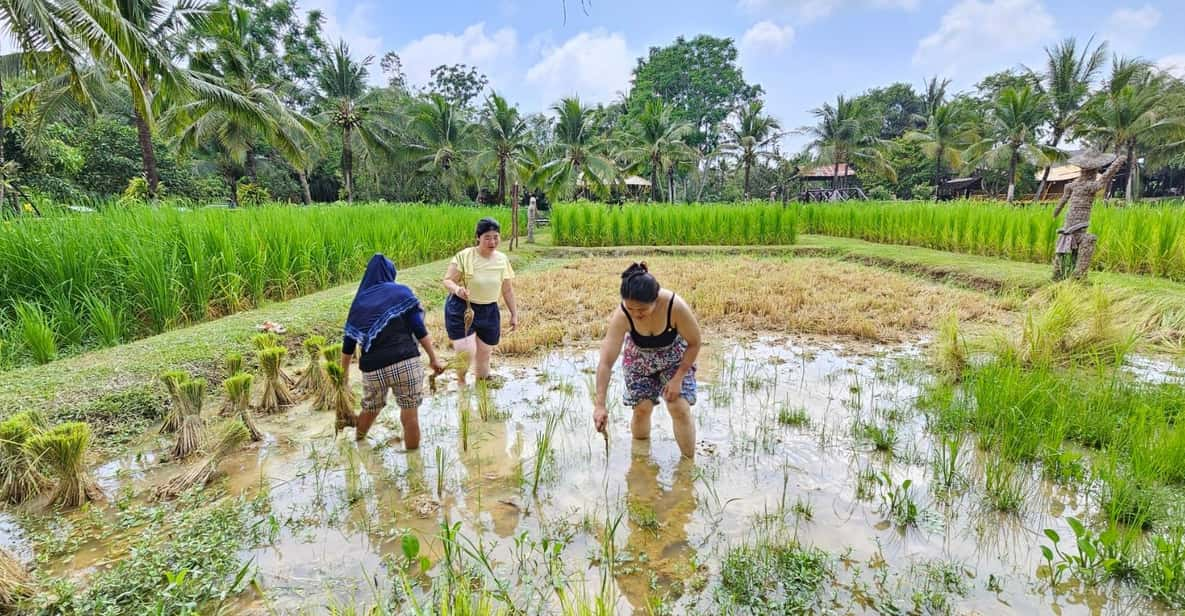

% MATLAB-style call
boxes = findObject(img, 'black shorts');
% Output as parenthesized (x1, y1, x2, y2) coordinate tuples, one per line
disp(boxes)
(444, 294, 501, 345)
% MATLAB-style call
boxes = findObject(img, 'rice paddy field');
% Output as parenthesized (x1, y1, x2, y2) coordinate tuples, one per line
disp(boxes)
(3, 203, 1185, 615)
(0, 204, 514, 368)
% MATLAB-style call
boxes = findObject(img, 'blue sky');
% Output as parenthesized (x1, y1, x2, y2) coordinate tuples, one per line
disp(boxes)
(305, 0, 1182, 146)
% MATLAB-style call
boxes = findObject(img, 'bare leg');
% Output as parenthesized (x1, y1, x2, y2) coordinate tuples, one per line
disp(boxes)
(631, 400, 655, 440)
(474, 337, 494, 380)
(1073, 233, 1097, 280)
(355, 410, 378, 441)
(400, 406, 421, 450)
(666, 397, 695, 459)
(451, 336, 474, 386)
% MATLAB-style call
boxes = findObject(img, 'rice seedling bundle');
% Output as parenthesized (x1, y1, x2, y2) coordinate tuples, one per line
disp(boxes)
(172, 378, 207, 459)
(257, 346, 295, 413)
(0, 411, 48, 504)
(324, 361, 356, 435)
(158, 370, 188, 433)
(252, 332, 282, 350)
(313, 343, 344, 412)
(0, 546, 31, 607)
(155, 420, 250, 500)
(224, 352, 243, 377)
(224, 373, 262, 441)
(295, 335, 328, 396)
(0, 204, 511, 365)
(24, 422, 102, 508)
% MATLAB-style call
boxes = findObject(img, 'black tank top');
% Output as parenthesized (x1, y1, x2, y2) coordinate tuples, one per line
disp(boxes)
(622, 294, 678, 349)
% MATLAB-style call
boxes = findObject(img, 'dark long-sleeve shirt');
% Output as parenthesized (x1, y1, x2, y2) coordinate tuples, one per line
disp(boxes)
(343, 310, 428, 372)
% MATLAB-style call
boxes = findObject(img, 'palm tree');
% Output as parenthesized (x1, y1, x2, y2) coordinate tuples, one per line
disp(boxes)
(621, 98, 697, 202)
(1034, 37, 1108, 199)
(722, 100, 782, 198)
(166, 3, 315, 204)
(964, 85, 1056, 202)
(539, 97, 617, 199)
(1078, 57, 1185, 202)
(472, 92, 532, 205)
(803, 95, 894, 191)
(314, 40, 392, 203)
(920, 76, 951, 119)
(905, 102, 973, 195)
(407, 93, 471, 199)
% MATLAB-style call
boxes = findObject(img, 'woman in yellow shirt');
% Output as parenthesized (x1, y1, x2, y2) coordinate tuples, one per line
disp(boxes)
(442, 218, 518, 384)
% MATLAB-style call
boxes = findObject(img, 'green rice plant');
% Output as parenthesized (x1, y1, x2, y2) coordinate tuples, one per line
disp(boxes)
(983, 457, 1025, 514)
(855, 419, 898, 454)
(777, 405, 810, 428)
(252, 332, 282, 350)
(324, 361, 356, 434)
(530, 413, 560, 498)
(158, 369, 189, 433)
(877, 472, 920, 528)
(934, 313, 967, 381)
(12, 300, 56, 364)
(1135, 527, 1185, 608)
(25, 422, 102, 508)
(172, 378, 207, 459)
(155, 420, 249, 499)
(552, 203, 799, 246)
(0, 410, 49, 504)
(718, 538, 831, 612)
(294, 335, 327, 396)
(224, 373, 261, 441)
(224, 352, 243, 377)
(257, 346, 295, 414)
(931, 432, 968, 497)
(81, 292, 126, 347)
(0, 204, 506, 366)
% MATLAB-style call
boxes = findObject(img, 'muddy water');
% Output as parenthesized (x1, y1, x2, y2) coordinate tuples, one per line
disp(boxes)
(2, 337, 1175, 614)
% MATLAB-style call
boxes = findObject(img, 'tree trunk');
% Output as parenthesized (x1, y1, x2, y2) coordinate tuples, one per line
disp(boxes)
(497, 157, 507, 206)
(651, 159, 660, 202)
(833, 159, 841, 190)
(0, 74, 7, 211)
(1125, 142, 1137, 203)
(298, 168, 312, 205)
(341, 125, 353, 203)
(933, 145, 943, 200)
(226, 172, 240, 207)
(246, 146, 258, 183)
(1035, 130, 1064, 201)
(743, 162, 751, 199)
(1006, 148, 1018, 203)
(133, 107, 161, 199)
(668, 166, 675, 203)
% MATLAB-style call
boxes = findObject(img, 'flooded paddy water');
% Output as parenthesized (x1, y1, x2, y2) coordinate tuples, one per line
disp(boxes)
(4, 333, 1177, 614)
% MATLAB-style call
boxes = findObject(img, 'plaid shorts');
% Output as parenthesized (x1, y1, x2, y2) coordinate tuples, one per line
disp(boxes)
(361, 357, 425, 413)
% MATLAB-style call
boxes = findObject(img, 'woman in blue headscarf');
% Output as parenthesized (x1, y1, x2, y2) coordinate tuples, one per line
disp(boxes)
(342, 254, 445, 447)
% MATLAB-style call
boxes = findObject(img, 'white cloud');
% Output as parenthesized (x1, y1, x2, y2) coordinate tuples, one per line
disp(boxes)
(1104, 5, 1161, 54)
(737, 0, 917, 22)
(1159, 55, 1185, 79)
(741, 21, 796, 54)
(525, 30, 634, 106)
(302, 0, 385, 82)
(399, 23, 519, 91)
(913, 0, 1054, 77)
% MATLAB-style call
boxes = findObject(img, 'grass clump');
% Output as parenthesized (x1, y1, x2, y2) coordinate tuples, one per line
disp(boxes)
(12, 301, 56, 365)
(1, 546, 31, 609)
(314, 343, 343, 412)
(156, 420, 249, 500)
(776, 405, 810, 428)
(224, 373, 261, 441)
(25, 422, 102, 508)
(256, 346, 295, 414)
(171, 378, 207, 460)
(718, 539, 831, 613)
(295, 335, 327, 396)
(324, 361, 356, 435)
(0, 410, 48, 504)
(158, 370, 188, 433)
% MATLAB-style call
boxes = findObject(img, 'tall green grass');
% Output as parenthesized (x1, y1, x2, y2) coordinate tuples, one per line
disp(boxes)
(797, 200, 1185, 280)
(551, 203, 799, 246)
(0, 203, 510, 366)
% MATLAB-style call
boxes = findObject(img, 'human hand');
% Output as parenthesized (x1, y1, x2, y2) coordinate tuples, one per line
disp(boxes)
(662, 377, 682, 402)
(593, 405, 608, 433)
(508, 312, 518, 332)
(430, 358, 447, 375)
(454, 287, 470, 301)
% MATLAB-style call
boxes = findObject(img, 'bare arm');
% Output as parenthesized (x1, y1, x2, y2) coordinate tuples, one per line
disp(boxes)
(443, 263, 468, 300)
(418, 334, 445, 373)
(1100, 158, 1126, 190)
(593, 310, 629, 431)
(501, 279, 518, 330)
(341, 352, 352, 384)
(1053, 184, 1072, 217)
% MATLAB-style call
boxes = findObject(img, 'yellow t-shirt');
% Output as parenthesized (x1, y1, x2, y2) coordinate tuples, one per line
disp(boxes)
(452, 247, 515, 305)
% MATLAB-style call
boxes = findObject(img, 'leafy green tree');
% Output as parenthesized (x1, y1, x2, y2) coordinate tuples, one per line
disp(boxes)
(428, 64, 488, 109)
(539, 97, 617, 199)
(620, 98, 697, 202)
(721, 100, 781, 198)
(472, 93, 532, 205)
(630, 35, 762, 152)
(964, 84, 1054, 202)
(804, 95, 895, 190)
(905, 102, 974, 194)
(1033, 37, 1107, 198)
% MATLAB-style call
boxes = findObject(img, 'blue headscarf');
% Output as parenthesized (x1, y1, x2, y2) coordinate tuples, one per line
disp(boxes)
(344, 254, 421, 353)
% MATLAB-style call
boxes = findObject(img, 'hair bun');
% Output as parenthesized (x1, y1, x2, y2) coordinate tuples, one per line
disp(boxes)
(621, 262, 649, 280)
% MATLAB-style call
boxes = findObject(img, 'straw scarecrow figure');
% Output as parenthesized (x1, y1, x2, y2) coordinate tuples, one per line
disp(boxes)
(1052, 151, 1125, 281)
